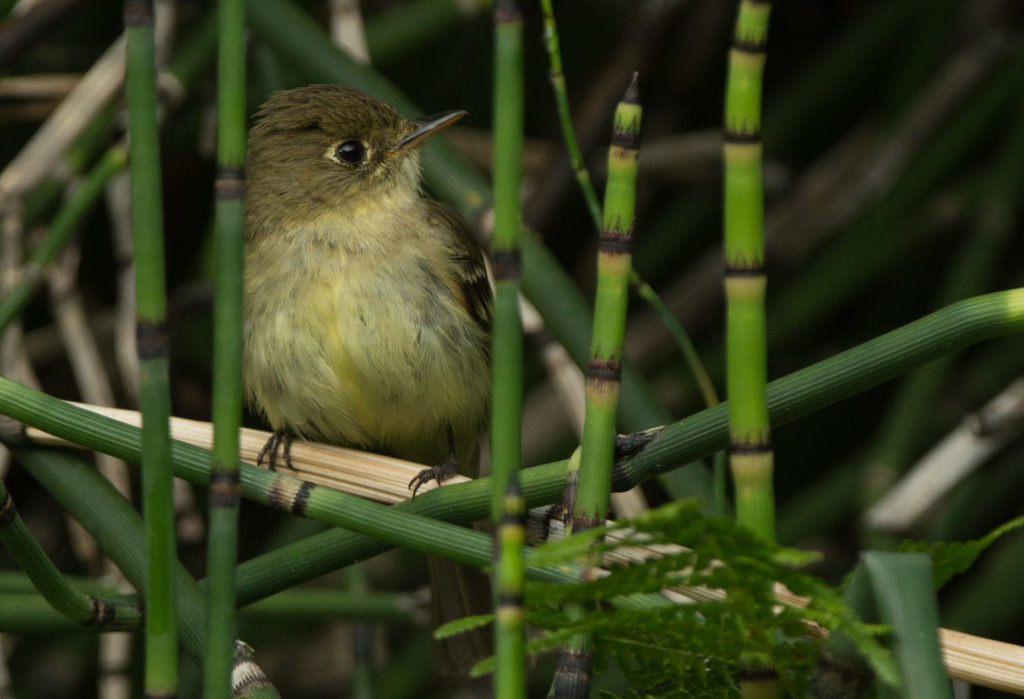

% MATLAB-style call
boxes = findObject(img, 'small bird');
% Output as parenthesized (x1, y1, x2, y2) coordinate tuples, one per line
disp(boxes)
(242, 84, 491, 490)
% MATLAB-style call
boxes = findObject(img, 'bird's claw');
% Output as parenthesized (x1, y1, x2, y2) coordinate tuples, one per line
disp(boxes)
(408, 452, 459, 497)
(257, 428, 295, 471)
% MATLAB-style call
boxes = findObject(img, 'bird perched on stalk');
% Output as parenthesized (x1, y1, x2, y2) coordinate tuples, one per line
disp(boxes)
(243, 84, 491, 491)
(242, 84, 493, 674)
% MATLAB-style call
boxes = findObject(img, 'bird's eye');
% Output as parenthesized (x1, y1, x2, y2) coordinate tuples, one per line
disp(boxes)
(335, 140, 366, 164)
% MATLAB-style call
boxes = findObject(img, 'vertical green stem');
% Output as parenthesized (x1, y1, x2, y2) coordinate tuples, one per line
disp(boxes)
(491, 1, 525, 694)
(574, 75, 641, 532)
(551, 76, 641, 699)
(723, 0, 774, 541)
(724, 2, 780, 696)
(124, 0, 177, 692)
(204, 0, 246, 695)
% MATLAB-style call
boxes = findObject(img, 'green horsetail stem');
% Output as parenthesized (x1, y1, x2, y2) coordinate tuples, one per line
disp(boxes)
(204, 0, 247, 696)
(491, 1, 526, 694)
(574, 74, 641, 533)
(538, 2, 718, 416)
(724, 2, 781, 696)
(551, 74, 640, 699)
(724, 0, 774, 542)
(124, 0, 178, 691)
(0, 478, 141, 628)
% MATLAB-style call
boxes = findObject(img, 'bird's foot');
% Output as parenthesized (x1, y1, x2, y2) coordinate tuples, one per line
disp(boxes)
(257, 428, 294, 471)
(408, 451, 459, 497)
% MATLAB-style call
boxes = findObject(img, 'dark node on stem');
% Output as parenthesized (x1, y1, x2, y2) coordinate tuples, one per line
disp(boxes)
(494, 0, 521, 25)
(729, 440, 772, 454)
(215, 166, 246, 201)
(290, 480, 316, 517)
(0, 492, 15, 526)
(731, 37, 767, 54)
(571, 514, 601, 532)
(122, 0, 153, 27)
(491, 249, 521, 281)
(599, 227, 633, 256)
(610, 119, 641, 149)
(723, 129, 761, 144)
(740, 666, 780, 682)
(498, 592, 524, 608)
(135, 322, 168, 360)
(86, 596, 116, 626)
(587, 358, 622, 383)
(208, 467, 241, 509)
(613, 428, 660, 459)
(723, 258, 765, 276)
(553, 646, 593, 698)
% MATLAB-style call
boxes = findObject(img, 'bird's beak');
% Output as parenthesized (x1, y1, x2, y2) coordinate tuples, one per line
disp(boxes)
(391, 109, 467, 152)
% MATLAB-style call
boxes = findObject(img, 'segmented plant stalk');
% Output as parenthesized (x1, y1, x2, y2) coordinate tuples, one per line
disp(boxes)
(538, 1, 718, 413)
(724, 2, 781, 696)
(491, 1, 526, 692)
(551, 75, 641, 699)
(124, 0, 177, 691)
(724, 0, 774, 540)
(574, 74, 641, 533)
(204, 0, 246, 695)
(0, 478, 140, 627)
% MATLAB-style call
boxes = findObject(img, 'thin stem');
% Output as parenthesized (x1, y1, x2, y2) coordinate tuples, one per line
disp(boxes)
(124, 0, 177, 691)
(723, 0, 774, 543)
(491, 1, 526, 695)
(203, 0, 246, 695)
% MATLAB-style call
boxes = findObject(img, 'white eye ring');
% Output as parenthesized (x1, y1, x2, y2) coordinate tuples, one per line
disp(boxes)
(332, 140, 366, 164)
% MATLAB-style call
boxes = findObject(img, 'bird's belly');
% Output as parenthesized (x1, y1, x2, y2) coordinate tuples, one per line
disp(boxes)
(243, 262, 488, 462)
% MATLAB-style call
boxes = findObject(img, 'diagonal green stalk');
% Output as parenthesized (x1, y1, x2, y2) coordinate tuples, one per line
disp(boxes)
(723, 0, 774, 543)
(204, 0, 246, 695)
(0, 477, 141, 628)
(491, 1, 526, 695)
(124, 0, 177, 691)
(1, 290, 1022, 605)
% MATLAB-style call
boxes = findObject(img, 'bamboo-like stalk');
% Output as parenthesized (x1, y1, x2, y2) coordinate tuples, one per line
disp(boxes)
(491, 1, 526, 694)
(123, 0, 177, 691)
(538, 0, 718, 415)
(0, 478, 141, 628)
(724, 6, 784, 691)
(574, 75, 641, 534)
(551, 76, 641, 699)
(723, 0, 774, 540)
(203, 0, 246, 696)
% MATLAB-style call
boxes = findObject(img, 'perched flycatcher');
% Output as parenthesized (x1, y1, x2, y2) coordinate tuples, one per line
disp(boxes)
(243, 84, 491, 488)
(243, 85, 493, 673)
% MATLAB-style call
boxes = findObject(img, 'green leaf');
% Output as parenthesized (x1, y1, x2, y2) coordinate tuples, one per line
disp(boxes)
(900, 514, 1024, 588)
(434, 612, 492, 640)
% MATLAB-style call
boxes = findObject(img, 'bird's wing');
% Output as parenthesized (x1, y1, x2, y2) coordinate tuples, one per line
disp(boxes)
(426, 200, 492, 333)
